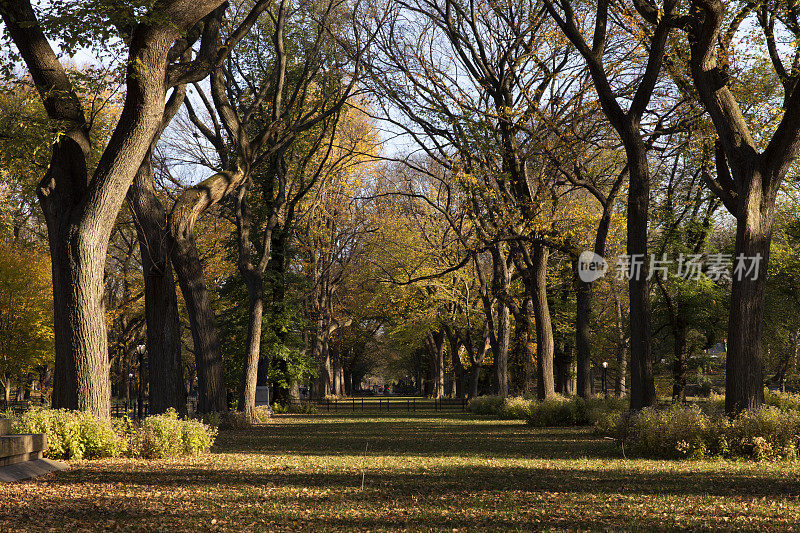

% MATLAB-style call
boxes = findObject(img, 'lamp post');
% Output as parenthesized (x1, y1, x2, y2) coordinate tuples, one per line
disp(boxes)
(127, 373, 133, 414)
(601, 361, 608, 398)
(136, 345, 146, 419)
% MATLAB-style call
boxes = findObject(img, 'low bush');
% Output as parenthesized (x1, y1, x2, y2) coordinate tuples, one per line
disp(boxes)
(466, 395, 505, 416)
(727, 407, 800, 459)
(526, 395, 628, 427)
(272, 402, 317, 415)
(765, 390, 800, 412)
(11, 407, 216, 460)
(466, 394, 626, 425)
(601, 404, 800, 460)
(125, 409, 217, 459)
(13, 408, 122, 460)
(497, 397, 534, 420)
(526, 395, 587, 427)
(255, 405, 274, 421)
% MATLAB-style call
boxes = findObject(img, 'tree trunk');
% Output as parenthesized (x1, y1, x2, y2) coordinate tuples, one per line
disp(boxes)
(614, 296, 627, 398)
(240, 273, 264, 423)
(531, 244, 555, 400)
(1, 0, 226, 421)
(425, 329, 446, 398)
(463, 328, 489, 399)
(495, 304, 510, 398)
(672, 314, 687, 402)
(490, 245, 510, 398)
(2, 376, 9, 406)
(575, 272, 592, 398)
(171, 235, 227, 413)
(129, 151, 186, 415)
(48, 222, 111, 418)
(445, 326, 465, 399)
(319, 338, 333, 399)
(625, 135, 655, 410)
(575, 178, 616, 399)
(726, 185, 772, 413)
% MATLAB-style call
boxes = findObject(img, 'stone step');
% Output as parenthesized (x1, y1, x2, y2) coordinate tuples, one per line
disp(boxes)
(0, 433, 46, 466)
(0, 417, 69, 482)
(0, 458, 68, 482)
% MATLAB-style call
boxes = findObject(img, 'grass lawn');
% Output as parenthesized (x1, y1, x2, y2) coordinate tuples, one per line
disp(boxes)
(2, 412, 800, 531)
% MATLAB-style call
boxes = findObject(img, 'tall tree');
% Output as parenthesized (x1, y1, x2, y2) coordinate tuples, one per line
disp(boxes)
(544, 0, 683, 409)
(678, 0, 800, 413)
(0, 0, 259, 416)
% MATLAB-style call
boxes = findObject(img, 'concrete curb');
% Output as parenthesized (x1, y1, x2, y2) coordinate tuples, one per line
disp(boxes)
(0, 458, 69, 482)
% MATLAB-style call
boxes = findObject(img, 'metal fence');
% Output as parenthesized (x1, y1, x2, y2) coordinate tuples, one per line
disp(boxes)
(1, 399, 45, 415)
(291, 397, 467, 412)
(3, 397, 467, 417)
(111, 402, 150, 419)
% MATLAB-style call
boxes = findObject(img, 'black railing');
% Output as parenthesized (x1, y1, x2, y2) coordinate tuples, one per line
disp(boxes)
(1, 399, 46, 415)
(3, 397, 466, 417)
(287, 397, 467, 412)
(111, 401, 150, 419)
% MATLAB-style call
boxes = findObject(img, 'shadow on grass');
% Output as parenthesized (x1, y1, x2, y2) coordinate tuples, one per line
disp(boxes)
(6, 414, 800, 531)
(43, 460, 800, 499)
(215, 416, 615, 459)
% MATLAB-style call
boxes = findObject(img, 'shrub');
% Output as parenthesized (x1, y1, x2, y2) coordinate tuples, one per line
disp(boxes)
(124, 409, 217, 459)
(255, 405, 273, 421)
(727, 407, 800, 460)
(526, 395, 588, 427)
(10, 407, 215, 460)
(13, 407, 121, 460)
(620, 404, 725, 459)
(272, 402, 317, 415)
(497, 397, 533, 420)
(466, 395, 505, 416)
(180, 417, 218, 456)
(466, 394, 626, 426)
(601, 404, 800, 460)
(765, 390, 800, 412)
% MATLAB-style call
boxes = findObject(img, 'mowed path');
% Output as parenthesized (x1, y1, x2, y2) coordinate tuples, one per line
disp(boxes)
(2, 413, 800, 531)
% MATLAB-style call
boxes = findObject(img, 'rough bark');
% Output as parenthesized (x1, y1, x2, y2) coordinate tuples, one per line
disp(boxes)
(425, 329, 446, 399)
(171, 232, 227, 413)
(0, 0, 226, 418)
(575, 273, 593, 398)
(614, 296, 628, 397)
(683, 0, 800, 413)
(625, 135, 656, 410)
(530, 245, 556, 400)
(725, 201, 771, 411)
(489, 246, 511, 398)
(129, 151, 187, 415)
(239, 272, 265, 423)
